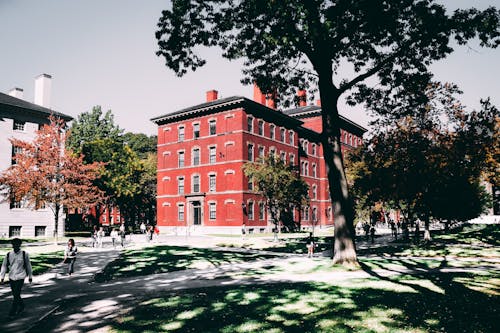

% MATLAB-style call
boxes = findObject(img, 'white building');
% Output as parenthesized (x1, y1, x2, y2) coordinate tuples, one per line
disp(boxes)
(0, 74, 72, 238)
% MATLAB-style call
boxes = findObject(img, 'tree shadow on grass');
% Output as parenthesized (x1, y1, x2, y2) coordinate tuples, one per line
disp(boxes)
(98, 245, 279, 282)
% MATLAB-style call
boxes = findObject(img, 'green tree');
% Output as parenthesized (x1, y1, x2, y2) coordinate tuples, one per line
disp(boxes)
(156, 0, 499, 264)
(123, 132, 158, 160)
(243, 156, 309, 239)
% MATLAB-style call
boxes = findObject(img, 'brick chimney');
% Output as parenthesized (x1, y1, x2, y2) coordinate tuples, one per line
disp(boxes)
(8, 87, 23, 99)
(266, 90, 277, 109)
(253, 83, 266, 105)
(297, 90, 307, 107)
(206, 89, 218, 102)
(34, 73, 52, 108)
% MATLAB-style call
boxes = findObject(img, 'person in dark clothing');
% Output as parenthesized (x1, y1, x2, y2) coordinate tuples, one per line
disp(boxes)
(64, 239, 78, 276)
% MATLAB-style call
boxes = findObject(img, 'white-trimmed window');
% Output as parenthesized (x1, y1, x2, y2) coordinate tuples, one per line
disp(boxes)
(303, 206, 310, 221)
(259, 202, 265, 220)
(192, 175, 200, 193)
(248, 176, 254, 191)
(280, 151, 286, 162)
(269, 148, 275, 158)
(209, 146, 216, 164)
(193, 123, 200, 139)
(312, 185, 317, 200)
(270, 124, 275, 140)
(258, 146, 265, 161)
(178, 151, 185, 167)
(209, 120, 216, 136)
(247, 201, 254, 220)
(280, 128, 286, 142)
(178, 177, 185, 194)
(178, 204, 185, 221)
(312, 144, 317, 156)
(247, 116, 254, 132)
(178, 126, 185, 142)
(209, 202, 216, 220)
(247, 143, 254, 161)
(289, 131, 294, 145)
(209, 174, 216, 192)
(289, 154, 295, 166)
(312, 207, 318, 222)
(312, 163, 317, 178)
(192, 148, 200, 166)
(258, 120, 264, 135)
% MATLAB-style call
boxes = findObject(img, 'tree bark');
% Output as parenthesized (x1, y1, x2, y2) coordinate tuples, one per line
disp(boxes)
(54, 203, 60, 245)
(317, 67, 358, 265)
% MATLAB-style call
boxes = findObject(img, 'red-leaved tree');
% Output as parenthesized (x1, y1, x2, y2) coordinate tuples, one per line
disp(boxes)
(0, 116, 104, 241)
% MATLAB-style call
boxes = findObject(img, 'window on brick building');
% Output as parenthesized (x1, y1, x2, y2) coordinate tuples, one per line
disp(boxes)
(312, 163, 317, 178)
(209, 174, 216, 192)
(247, 201, 254, 220)
(247, 144, 254, 161)
(259, 202, 265, 220)
(258, 146, 265, 162)
(270, 124, 275, 140)
(280, 151, 286, 162)
(192, 175, 200, 193)
(178, 177, 185, 194)
(303, 207, 310, 220)
(178, 126, 185, 142)
(209, 120, 216, 135)
(269, 148, 275, 158)
(289, 154, 295, 166)
(178, 151, 185, 167)
(247, 116, 254, 132)
(209, 146, 216, 164)
(178, 204, 185, 221)
(193, 148, 200, 165)
(312, 207, 318, 222)
(209, 202, 216, 220)
(289, 131, 294, 145)
(312, 185, 317, 199)
(193, 123, 200, 139)
(258, 120, 264, 135)
(280, 128, 286, 142)
(312, 144, 317, 156)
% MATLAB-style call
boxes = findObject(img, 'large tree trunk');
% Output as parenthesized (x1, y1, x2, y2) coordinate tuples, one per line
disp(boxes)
(53, 203, 60, 245)
(317, 69, 358, 265)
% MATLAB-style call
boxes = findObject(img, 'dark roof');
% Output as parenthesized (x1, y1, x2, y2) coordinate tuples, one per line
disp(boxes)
(0, 92, 73, 121)
(151, 96, 303, 128)
(284, 105, 368, 136)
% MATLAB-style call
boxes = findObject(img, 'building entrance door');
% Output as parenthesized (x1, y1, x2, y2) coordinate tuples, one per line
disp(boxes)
(192, 201, 202, 225)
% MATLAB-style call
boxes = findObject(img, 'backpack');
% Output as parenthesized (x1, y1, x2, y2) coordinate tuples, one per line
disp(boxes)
(5, 250, 27, 273)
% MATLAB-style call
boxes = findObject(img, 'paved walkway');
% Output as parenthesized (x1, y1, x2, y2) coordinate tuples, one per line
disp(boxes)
(1, 229, 497, 333)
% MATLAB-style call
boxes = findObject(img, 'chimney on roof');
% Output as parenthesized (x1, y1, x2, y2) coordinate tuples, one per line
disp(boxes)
(34, 73, 52, 108)
(266, 90, 277, 109)
(206, 89, 218, 102)
(316, 99, 321, 106)
(297, 89, 307, 107)
(8, 87, 24, 99)
(253, 83, 266, 105)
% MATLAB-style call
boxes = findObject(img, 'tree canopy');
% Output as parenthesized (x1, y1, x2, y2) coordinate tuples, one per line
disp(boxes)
(156, 0, 499, 264)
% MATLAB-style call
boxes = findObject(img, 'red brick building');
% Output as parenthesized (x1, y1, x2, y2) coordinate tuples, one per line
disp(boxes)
(151, 88, 366, 234)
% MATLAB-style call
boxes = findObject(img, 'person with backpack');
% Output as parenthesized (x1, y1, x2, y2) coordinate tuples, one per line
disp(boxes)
(0, 238, 33, 317)
(63, 239, 78, 276)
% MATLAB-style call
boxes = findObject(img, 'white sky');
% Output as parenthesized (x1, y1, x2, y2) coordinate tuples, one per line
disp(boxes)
(0, 0, 498, 136)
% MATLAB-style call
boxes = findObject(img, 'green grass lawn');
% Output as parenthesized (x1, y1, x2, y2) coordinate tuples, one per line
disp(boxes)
(109, 270, 499, 333)
(98, 245, 279, 282)
(0, 251, 63, 279)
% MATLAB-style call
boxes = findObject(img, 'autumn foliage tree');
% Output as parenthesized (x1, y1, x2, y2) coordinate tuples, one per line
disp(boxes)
(156, 0, 499, 264)
(0, 116, 104, 240)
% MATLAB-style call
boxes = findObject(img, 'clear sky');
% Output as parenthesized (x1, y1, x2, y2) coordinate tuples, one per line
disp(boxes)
(0, 0, 498, 136)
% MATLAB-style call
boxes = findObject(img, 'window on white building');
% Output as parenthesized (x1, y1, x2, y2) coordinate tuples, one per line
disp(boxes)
(13, 120, 25, 131)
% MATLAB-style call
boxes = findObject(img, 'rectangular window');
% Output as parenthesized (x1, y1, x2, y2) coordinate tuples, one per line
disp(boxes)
(312, 164, 317, 178)
(11, 146, 22, 165)
(178, 204, 185, 221)
(209, 174, 216, 192)
(9, 197, 22, 209)
(280, 152, 286, 162)
(178, 151, 185, 167)
(247, 116, 254, 132)
(193, 123, 200, 139)
(289, 154, 295, 166)
(13, 120, 25, 131)
(258, 120, 264, 135)
(289, 131, 294, 145)
(35, 226, 46, 237)
(280, 128, 286, 143)
(193, 175, 200, 193)
(209, 147, 216, 164)
(312, 144, 317, 156)
(9, 226, 21, 237)
(270, 125, 275, 140)
(248, 176, 253, 191)
(178, 177, 185, 194)
(259, 202, 265, 220)
(248, 202, 254, 220)
(247, 144, 254, 161)
(178, 126, 185, 142)
(193, 148, 200, 166)
(258, 146, 265, 161)
(209, 203, 216, 220)
(209, 120, 216, 135)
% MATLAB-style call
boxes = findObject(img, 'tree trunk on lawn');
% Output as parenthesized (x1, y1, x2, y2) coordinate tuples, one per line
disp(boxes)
(53, 203, 60, 245)
(317, 66, 358, 265)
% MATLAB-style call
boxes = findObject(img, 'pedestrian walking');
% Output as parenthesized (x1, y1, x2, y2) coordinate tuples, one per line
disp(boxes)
(63, 239, 78, 276)
(90, 225, 98, 247)
(370, 225, 376, 244)
(110, 229, 119, 248)
(97, 227, 105, 248)
(0, 238, 33, 318)
(140, 222, 146, 234)
(306, 232, 315, 258)
(242, 222, 246, 240)
(154, 225, 160, 242)
(120, 227, 126, 248)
